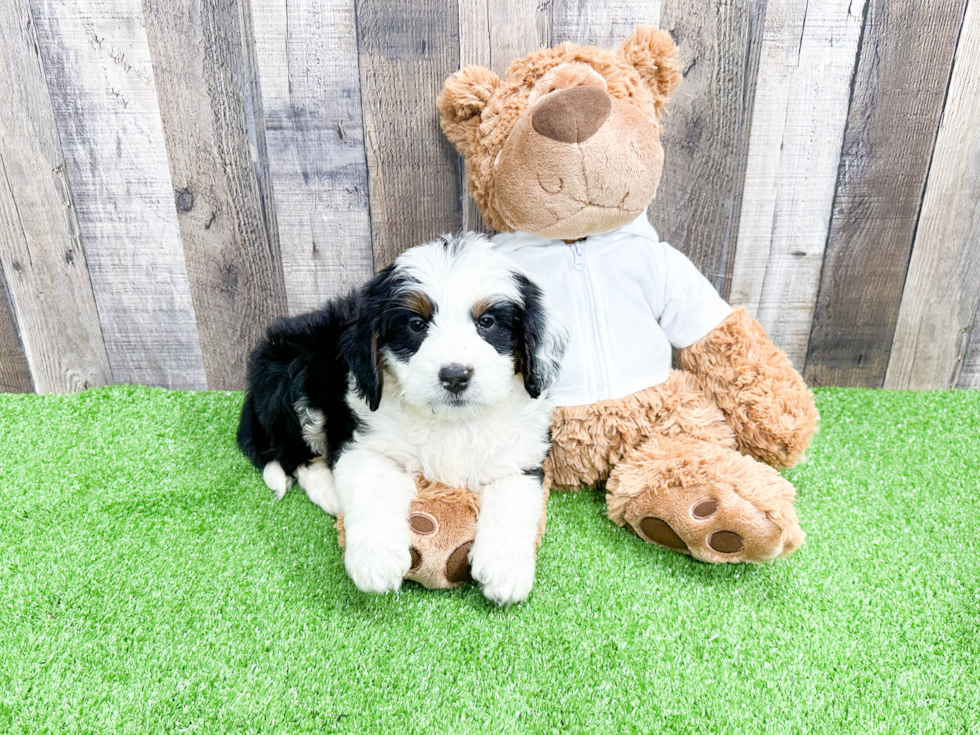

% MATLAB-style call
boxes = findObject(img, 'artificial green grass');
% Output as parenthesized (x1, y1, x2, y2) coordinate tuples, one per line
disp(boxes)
(1, 386, 978, 734)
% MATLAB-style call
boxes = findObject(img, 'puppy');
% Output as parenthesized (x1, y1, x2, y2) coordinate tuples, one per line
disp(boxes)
(237, 234, 567, 604)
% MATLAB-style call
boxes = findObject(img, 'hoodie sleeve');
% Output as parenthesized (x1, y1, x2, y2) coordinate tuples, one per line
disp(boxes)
(649, 239, 733, 349)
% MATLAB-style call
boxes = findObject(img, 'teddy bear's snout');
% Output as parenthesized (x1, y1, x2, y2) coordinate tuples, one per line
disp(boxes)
(531, 85, 612, 144)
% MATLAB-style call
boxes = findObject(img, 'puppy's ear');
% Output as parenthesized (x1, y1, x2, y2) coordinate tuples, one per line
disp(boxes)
(618, 26, 682, 114)
(438, 66, 500, 158)
(341, 266, 397, 411)
(514, 274, 568, 399)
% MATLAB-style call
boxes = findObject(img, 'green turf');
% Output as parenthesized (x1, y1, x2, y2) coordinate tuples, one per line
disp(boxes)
(1, 386, 978, 734)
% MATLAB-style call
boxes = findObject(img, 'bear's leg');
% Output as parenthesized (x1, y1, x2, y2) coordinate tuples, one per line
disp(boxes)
(606, 435, 805, 563)
(546, 371, 737, 491)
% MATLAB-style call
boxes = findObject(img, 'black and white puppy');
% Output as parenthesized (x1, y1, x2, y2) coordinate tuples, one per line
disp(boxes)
(237, 234, 567, 604)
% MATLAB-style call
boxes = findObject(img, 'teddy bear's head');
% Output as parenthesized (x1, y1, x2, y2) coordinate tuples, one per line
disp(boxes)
(439, 27, 681, 240)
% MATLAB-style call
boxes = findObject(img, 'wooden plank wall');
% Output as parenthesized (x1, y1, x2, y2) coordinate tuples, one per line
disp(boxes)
(0, 0, 978, 393)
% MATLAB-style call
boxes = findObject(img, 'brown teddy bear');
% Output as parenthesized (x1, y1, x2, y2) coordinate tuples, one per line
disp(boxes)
(435, 27, 819, 564)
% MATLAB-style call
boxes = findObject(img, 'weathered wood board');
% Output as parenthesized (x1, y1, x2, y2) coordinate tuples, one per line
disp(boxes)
(885, 0, 980, 390)
(651, 0, 767, 299)
(249, 0, 374, 315)
(457, 0, 550, 232)
(804, 0, 968, 388)
(0, 275, 32, 393)
(551, 0, 661, 49)
(0, 0, 978, 393)
(29, 0, 207, 389)
(0, 0, 112, 393)
(144, 0, 288, 389)
(355, 0, 464, 268)
(728, 0, 868, 370)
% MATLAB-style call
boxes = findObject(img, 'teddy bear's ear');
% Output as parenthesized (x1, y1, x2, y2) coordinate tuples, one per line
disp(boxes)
(438, 66, 501, 155)
(618, 26, 682, 113)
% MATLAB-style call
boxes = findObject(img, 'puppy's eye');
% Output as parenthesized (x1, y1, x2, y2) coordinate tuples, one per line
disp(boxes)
(408, 317, 427, 332)
(477, 315, 495, 329)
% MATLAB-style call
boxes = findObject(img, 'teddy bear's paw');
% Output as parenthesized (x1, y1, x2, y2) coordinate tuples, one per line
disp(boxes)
(402, 493, 479, 590)
(620, 480, 804, 564)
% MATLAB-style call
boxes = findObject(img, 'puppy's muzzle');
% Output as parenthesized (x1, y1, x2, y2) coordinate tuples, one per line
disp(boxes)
(439, 364, 474, 395)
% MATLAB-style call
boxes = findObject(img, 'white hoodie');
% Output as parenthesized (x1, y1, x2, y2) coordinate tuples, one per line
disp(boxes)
(493, 213, 732, 407)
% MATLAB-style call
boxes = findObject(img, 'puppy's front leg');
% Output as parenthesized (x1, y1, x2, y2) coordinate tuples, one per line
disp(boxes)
(333, 447, 416, 594)
(470, 472, 544, 605)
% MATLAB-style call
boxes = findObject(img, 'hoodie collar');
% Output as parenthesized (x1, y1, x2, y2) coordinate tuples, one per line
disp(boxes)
(492, 211, 658, 252)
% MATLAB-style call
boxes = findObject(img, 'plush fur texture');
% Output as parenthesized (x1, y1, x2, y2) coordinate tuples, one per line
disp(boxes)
(678, 307, 819, 469)
(439, 29, 819, 564)
(238, 234, 566, 602)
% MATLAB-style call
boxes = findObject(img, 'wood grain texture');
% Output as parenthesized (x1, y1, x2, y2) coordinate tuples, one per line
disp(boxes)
(551, 0, 660, 48)
(0, 271, 32, 393)
(249, 0, 373, 314)
(356, 0, 463, 268)
(957, 299, 980, 389)
(885, 0, 980, 390)
(804, 0, 968, 388)
(0, 0, 112, 393)
(144, 0, 288, 390)
(727, 0, 867, 370)
(30, 0, 207, 388)
(457, 0, 550, 232)
(650, 0, 767, 299)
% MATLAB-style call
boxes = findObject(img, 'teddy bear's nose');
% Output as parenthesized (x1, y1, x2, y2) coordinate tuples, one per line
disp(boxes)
(532, 85, 612, 144)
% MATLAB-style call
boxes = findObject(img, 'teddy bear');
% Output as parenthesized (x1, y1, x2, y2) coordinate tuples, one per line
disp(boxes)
(433, 27, 819, 564)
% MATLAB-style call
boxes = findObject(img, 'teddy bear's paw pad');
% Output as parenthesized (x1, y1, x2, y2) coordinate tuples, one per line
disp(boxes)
(446, 541, 473, 583)
(635, 516, 689, 551)
(410, 512, 438, 535)
(623, 486, 790, 564)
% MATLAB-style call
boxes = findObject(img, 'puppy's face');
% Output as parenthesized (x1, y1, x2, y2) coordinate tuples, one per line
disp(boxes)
(342, 234, 566, 416)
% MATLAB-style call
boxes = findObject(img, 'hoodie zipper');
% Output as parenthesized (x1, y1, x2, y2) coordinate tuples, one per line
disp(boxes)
(572, 242, 608, 395)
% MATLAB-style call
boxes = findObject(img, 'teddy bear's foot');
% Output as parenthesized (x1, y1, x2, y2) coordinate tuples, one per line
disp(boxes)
(606, 436, 805, 563)
(336, 479, 479, 590)
(403, 484, 479, 590)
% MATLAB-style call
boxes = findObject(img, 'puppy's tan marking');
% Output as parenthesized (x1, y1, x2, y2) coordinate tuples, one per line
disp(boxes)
(402, 291, 434, 320)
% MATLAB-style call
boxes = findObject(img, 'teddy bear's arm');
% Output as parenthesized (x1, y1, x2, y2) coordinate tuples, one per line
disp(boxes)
(678, 306, 818, 469)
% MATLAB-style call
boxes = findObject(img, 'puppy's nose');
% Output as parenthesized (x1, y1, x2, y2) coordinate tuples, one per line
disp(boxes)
(532, 85, 612, 144)
(439, 364, 474, 395)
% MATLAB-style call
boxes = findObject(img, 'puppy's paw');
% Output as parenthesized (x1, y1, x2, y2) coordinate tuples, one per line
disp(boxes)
(262, 461, 294, 500)
(469, 539, 536, 606)
(295, 459, 340, 515)
(343, 534, 411, 595)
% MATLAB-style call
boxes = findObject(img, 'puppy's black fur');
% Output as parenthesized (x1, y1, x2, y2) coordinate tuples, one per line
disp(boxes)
(236, 294, 360, 476)
(237, 265, 408, 476)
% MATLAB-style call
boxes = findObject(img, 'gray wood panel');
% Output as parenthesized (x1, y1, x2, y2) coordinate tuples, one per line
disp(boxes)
(885, 0, 980, 390)
(0, 0, 112, 393)
(144, 0, 288, 390)
(248, 0, 374, 314)
(0, 271, 32, 393)
(457, 0, 550, 233)
(650, 0, 767, 299)
(958, 299, 980, 389)
(728, 0, 867, 369)
(355, 0, 463, 268)
(551, 0, 660, 48)
(30, 0, 207, 389)
(803, 0, 968, 388)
